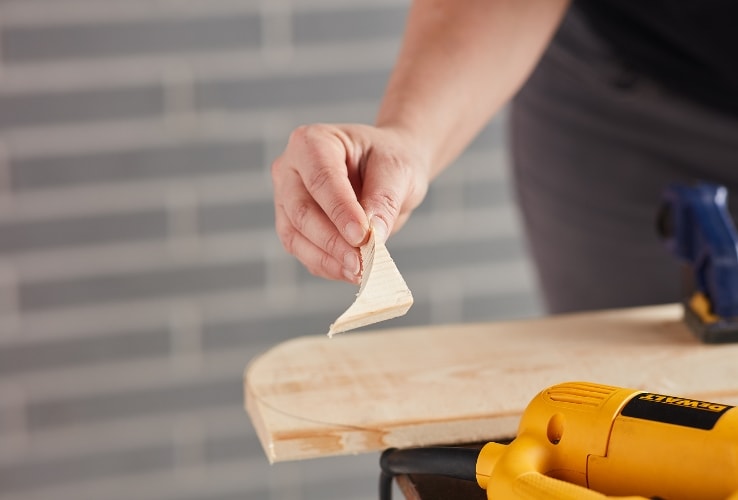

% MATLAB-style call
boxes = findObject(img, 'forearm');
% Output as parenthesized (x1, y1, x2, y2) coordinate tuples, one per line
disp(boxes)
(376, 0, 571, 178)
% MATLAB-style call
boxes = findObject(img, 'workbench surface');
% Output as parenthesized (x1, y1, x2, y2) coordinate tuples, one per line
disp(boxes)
(245, 304, 738, 464)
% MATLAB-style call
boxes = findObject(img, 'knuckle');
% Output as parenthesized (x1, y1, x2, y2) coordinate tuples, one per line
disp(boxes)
(280, 124, 331, 175)
(291, 199, 311, 232)
(379, 148, 411, 174)
(288, 125, 340, 192)
(373, 189, 402, 218)
(318, 251, 335, 277)
(287, 124, 310, 145)
(303, 162, 333, 195)
(368, 153, 411, 215)
(323, 230, 342, 256)
(289, 123, 331, 151)
(270, 155, 284, 184)
(326, 201, 351, 228)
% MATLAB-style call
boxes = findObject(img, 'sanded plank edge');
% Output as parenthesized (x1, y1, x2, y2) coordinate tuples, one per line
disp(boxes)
(246, 375, 519, 463)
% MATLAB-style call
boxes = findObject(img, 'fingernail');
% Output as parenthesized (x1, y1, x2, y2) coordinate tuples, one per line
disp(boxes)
(343, 251, 360, 276)
(369, 216, 388, 245)
(343, 221, 366, 246)
(344, 270, 361, 284)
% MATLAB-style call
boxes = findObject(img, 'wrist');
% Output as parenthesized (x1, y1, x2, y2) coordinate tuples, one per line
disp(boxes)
(374, 121, 438, 183)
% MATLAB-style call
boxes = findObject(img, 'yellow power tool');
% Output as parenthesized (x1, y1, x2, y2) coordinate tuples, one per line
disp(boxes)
(380, 381, 738, 499)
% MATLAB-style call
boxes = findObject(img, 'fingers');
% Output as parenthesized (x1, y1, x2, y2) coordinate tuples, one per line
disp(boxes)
(289, 125, 370, 246)
(272, 125, 367, 283)
(277, 173, 362, 281)
(275, 201, 361, 283)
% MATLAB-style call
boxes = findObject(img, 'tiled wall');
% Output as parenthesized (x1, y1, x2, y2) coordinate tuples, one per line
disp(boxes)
(0, 1, 542, 499)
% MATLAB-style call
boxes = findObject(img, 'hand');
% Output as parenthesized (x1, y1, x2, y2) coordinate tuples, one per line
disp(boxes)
(272, 123, 430, 283)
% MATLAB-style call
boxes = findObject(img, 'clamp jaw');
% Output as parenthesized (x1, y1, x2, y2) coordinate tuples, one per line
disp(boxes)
(658, 183, 738, 343)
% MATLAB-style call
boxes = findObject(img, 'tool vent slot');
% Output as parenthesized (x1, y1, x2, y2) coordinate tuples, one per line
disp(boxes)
(545, 382, 617, 408)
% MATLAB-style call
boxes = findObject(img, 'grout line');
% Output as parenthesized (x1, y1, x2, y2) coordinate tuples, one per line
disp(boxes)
(0, 457, 273, 500)
(428, 272, 463, 324)
(1, 205, 518, 286)
(264, 239, 299, 305)
(165, 185, 202, 260)
(0, 405, 251, 466)
(0, 286, 308, 343)
(262, 112, 292, 171)
(0, 39, 399, 95)
(0, 382, 27, 455)
(0, 26, 4, 82)
(0, 146, 505, 224)
(171, 415, 206, 473)
(0, 171, 267, 222)
(168, 301, 204, 376)
(0, 93, 417, 160)
(1, 231, 274, 283)
(0, 0, 263, 27)
(0, 257, 534, 345)
(0, 262, 19, 328)
(162, 61, 198, 136)
(15, 349, 247, 402)
(0, 141, 10, 198)
(290, 0, 408, 11)
(259, 0, 294, 67)
(0, 0, 408, 28)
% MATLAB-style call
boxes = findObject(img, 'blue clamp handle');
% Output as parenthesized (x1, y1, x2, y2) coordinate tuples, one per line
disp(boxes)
(660, 183, 738, 320)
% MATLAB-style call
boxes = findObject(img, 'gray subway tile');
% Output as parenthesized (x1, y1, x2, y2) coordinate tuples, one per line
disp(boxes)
(391, 237, 526, 272)
(462, 291, 542, 321)
(2, 15, 261, 62)
(301, 473, 379, 500)
(463, 179, 513, 209)
(0, 328, 170, 377)
(0, 85, 164, 130)
(20, 261, 264, 311)
(417, 177, 510, 214)
(198, 200, 274, 234)
(28, 377, 243, 429)
(204, 432, 262, 463)
(196, 69, 390, 111)
(177, 490, 271, 500)
(293, 6, 407, 44)
(0, 444, 173, 493)
(11, 140, 264, 191)
(0, 210, 167, 254)
(202, 312, 333, 351)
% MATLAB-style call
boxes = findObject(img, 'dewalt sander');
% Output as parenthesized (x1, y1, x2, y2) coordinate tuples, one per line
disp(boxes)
(380, 381, 738, 499)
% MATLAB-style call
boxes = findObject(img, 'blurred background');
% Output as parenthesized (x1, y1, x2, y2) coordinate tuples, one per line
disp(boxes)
(0, 0, 542, 499)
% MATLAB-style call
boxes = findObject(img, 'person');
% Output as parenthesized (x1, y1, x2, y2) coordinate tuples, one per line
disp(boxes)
(270, 0, 738, 315)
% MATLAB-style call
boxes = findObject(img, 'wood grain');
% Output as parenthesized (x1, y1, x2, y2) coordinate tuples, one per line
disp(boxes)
(245, 304, 738, 463)
(328, 227, 413, 336)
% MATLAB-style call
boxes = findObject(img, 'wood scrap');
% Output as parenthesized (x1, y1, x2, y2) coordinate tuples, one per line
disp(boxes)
(328, 226, 413, 336)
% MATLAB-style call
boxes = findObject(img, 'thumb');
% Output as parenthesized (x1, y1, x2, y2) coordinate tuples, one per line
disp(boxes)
(360, 155, 418, 246)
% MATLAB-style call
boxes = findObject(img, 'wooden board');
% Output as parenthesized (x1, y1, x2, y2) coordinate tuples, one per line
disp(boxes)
(245, 304, 738, 463)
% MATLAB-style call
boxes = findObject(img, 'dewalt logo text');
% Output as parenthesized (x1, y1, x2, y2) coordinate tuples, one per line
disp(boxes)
(637, 393, 728, 413)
